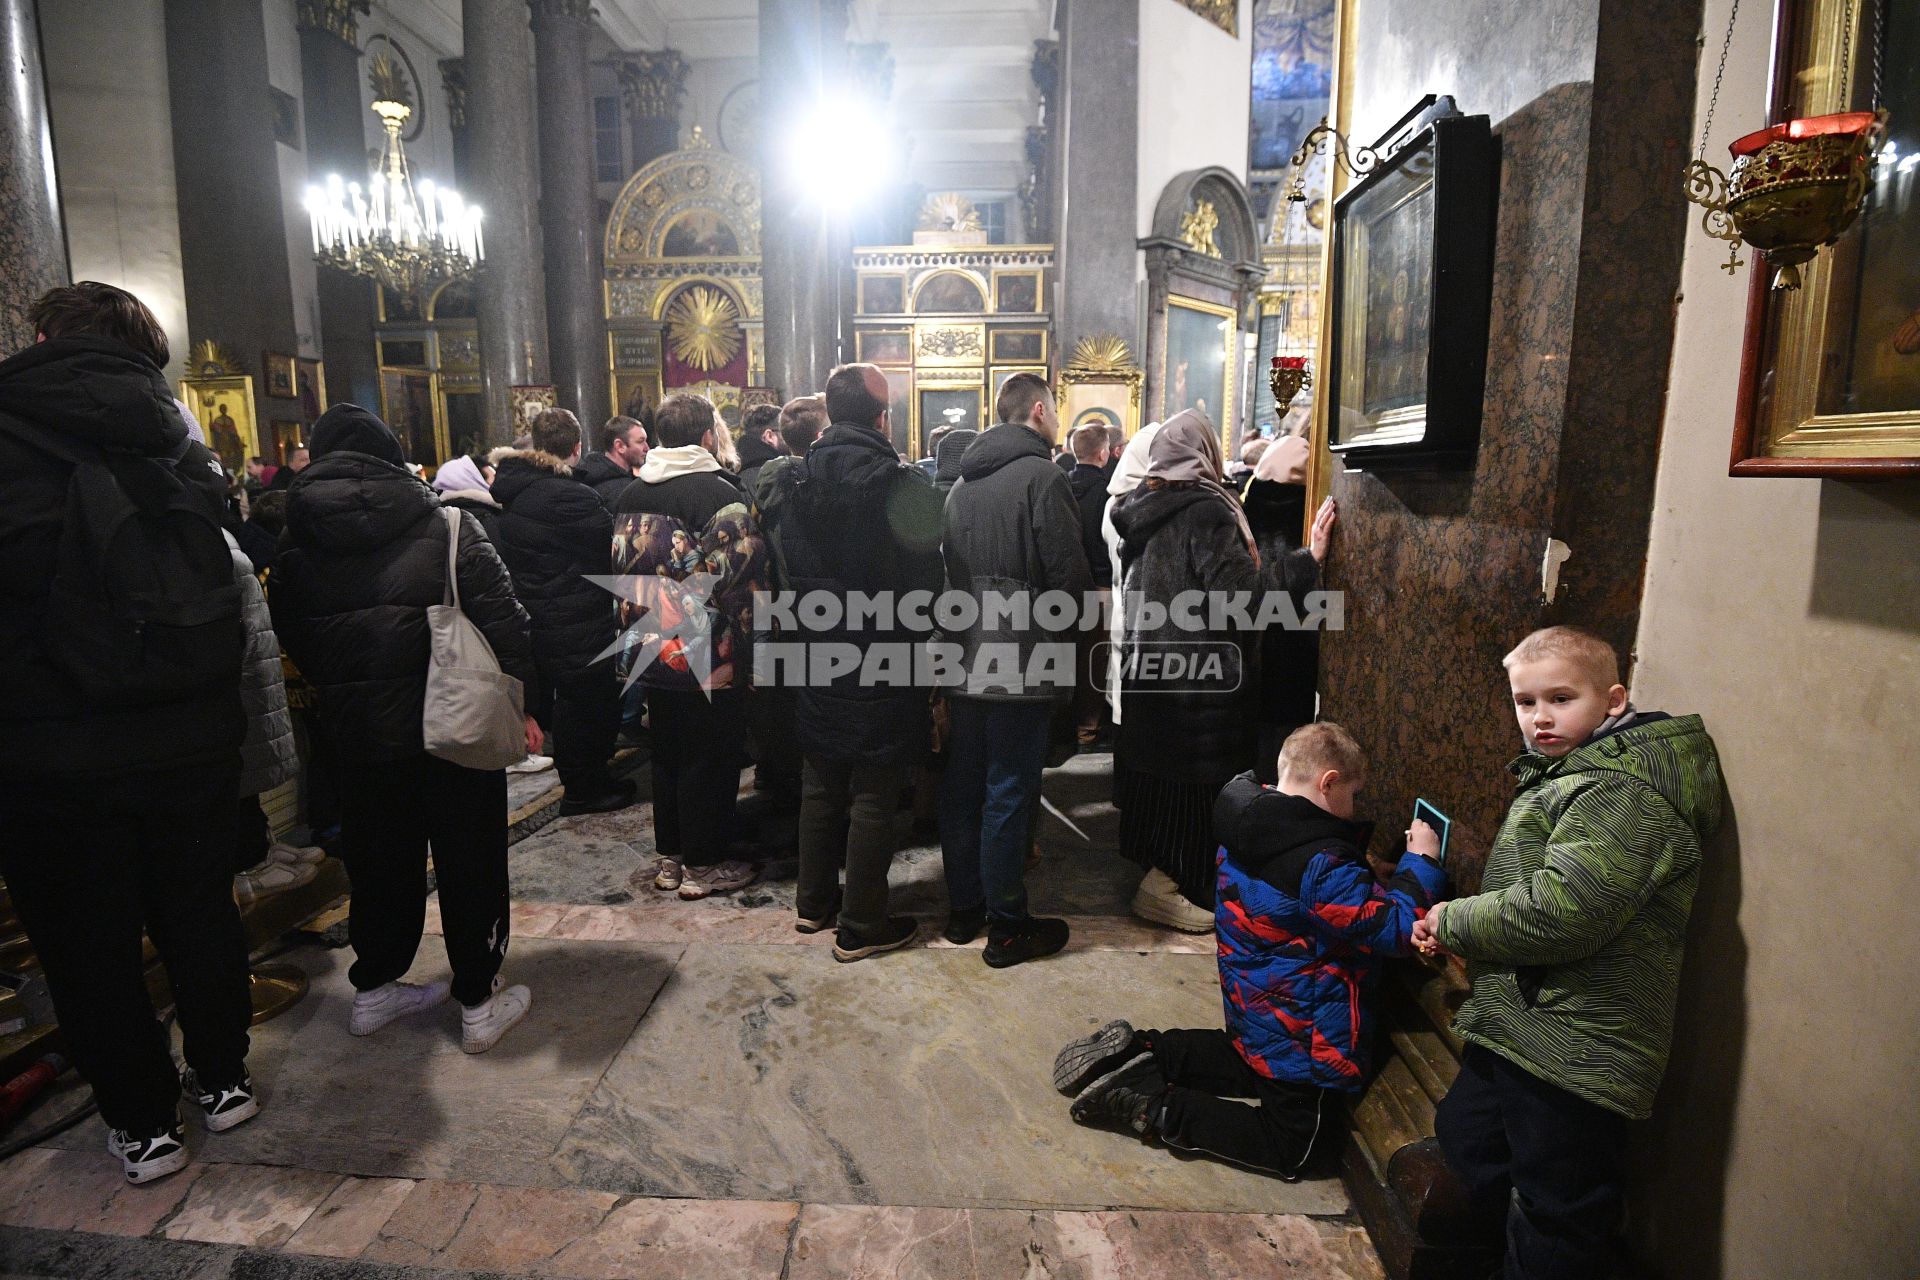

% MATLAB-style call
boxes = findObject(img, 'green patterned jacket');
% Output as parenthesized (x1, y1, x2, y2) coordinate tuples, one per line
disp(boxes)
(1435, 714, 1723, 1119)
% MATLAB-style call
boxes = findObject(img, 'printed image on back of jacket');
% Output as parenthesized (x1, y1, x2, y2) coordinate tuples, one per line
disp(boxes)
(611, 503, 769, 691)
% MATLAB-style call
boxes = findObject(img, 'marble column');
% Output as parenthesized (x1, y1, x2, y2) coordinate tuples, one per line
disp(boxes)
(618, 50, 686, 172)
(465, 0, 548, 444)
(530, 0, 607, 428)
(758, 0, 849, 399)
(298, 0, 380, 414)
(1051, 0, 1138, 354)
(440, 57, 470, 183)
(0, 0, 67, 355)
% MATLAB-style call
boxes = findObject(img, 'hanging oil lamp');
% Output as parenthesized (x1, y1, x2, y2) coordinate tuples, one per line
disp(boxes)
(1270, 355, 1310, 414)
(1683, 0, 1889, 289)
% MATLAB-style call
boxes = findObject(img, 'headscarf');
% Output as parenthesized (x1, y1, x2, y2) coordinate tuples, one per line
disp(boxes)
(1105, 420, 1162, 497)
(309, 402, 405, 466)
(1144, 408, 1254, 553)
(432, 454, 488, 494)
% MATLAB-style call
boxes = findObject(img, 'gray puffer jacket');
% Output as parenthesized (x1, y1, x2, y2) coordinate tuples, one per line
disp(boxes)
(228, 534, 297, 797)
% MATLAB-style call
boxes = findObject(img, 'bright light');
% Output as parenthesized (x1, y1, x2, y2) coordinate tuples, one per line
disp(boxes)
(785, 94, 897, 212)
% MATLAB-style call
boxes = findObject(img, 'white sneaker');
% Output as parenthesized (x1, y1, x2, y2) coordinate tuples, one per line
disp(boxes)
(349, 980, 451, 1036)
(235, 858, 319, 905)
(107, 1121, 188, 1184)
(506, 754, 555, 775)
(1130, 867, 1215, 933)
(461, 977, 532, 1054)
(267, 841, 326, 866)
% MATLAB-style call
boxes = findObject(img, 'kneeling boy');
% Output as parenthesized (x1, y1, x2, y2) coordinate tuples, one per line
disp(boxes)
(1057, 723, 1447, 1178)
(1412, 625, 1722, 1280)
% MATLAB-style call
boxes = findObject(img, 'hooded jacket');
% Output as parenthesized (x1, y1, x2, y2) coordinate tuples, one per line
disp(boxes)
(1065, 462, 1112, 588)
(0, 335, 243, 778)
(488, 449, 615, 684)
(940, 422, 1093, 701)
(270, 407, 536, 763)
(1212, 773, 1448, 1090)
(572, 450, 635, 510)
(228, 533, 297, 797)
(1434, 714, 1724, 1119)
(759, 422, 944, 764)
(735, 431, 786, 494)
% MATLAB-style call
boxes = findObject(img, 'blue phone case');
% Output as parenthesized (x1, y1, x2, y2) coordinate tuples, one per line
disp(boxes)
(1413, 798, 1451, 863)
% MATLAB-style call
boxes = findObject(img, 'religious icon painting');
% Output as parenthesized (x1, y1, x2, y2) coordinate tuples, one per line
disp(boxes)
(179, 375, 259, 479)
(263, 351, 296, 400)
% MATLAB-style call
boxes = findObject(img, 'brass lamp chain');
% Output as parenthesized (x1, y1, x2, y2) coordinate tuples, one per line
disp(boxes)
(1870, 0, 1885, 110)
(1698, 0, 1739, 161)
(1839, 0, 1856, 105)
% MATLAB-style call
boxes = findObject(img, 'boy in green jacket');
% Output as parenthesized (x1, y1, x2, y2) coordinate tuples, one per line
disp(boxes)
(1412, 626, 1722, 1280)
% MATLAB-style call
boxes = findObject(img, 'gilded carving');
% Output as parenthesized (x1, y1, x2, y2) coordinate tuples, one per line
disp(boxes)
(666, 287, 744, 371)
(294, 0, 370, 46)
(917, 326, 986, 361)
(618, 50, 689, 121)
(1180, 199, 1221, 257)
(1171, 0, 1237, 37)
(918, 193, 982, 233)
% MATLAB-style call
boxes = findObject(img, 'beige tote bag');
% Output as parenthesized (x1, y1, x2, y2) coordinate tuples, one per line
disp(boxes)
(422, 508, 526, 770)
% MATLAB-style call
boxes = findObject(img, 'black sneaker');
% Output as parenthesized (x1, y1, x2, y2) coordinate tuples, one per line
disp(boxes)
(795, 892, 841, 934)
(1052, 1019, 1139, 1095)
(833, 915, 919, 963)
(982, 916, 1069, 968)
(106, 1121, 188, 1184)
(942, 907, 986, 946)
(180, 1067, 259, 1133)
(1069, 1052, 1167, 1136)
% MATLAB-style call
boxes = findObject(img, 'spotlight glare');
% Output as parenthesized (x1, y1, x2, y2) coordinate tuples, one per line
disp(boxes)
(787, 94, 896, 212)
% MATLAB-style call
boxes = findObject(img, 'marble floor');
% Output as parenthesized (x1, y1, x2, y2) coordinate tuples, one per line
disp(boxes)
(0, 751, 1383, 1280)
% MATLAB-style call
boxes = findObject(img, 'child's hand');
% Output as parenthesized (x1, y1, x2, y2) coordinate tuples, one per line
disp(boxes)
(1412, 901, 1447, 956)
(1407, 819, 1441, 860)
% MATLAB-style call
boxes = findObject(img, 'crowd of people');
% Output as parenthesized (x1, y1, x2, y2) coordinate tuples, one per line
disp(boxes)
(0, 281, 1722, 1280)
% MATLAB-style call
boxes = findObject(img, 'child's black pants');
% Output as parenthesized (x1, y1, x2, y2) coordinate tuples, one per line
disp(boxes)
(1143, 1027, 1343, 1178)
(1435, 1043, 1627, 1280)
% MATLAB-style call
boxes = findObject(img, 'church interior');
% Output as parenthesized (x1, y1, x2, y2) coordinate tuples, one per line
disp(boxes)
(0, 0, 1915, 1278)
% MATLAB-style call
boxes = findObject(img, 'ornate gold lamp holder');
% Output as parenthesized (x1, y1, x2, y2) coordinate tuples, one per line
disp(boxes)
(1270, 355, 1311, 414)
(1683, 0, 1890, 290)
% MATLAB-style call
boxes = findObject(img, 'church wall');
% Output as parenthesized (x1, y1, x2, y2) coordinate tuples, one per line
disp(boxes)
(41, 0, 189, 385)
(263, 0, 320, 360)
(1623, 2, 1920, 1275)
(1134, 0, 1253, 274)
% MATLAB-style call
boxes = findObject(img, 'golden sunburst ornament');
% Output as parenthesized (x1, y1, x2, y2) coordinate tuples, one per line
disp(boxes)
(1067, 334, 1138, 375)
(665, 286, 742, 371)
(187, 339, 243, 378)
(917, 192, 982, 233)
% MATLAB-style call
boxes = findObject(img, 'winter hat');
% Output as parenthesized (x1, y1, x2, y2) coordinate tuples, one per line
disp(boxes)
(432, 453, 489, 494)
(934, 428, 979, 484)
(310, 402, 405, 466)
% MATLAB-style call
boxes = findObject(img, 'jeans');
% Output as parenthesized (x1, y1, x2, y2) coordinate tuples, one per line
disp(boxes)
(647, 687, 747, 868)
(231, 794, 272, 874)
(1436, 1044, 1628, 1280)
(938, 697, 1051, 923)
(1145, 1027, 1342, 1178)
(548, 667, 621, 795)
(336, 754, 510, 1007)
(797, 757, 908, 935)
(0, 766, 250, 1133)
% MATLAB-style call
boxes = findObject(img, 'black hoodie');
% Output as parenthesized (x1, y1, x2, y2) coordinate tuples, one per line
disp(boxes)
(0, 335, 243, 778)
(736, 431, 786, 494)
(271, 409, 536, 763)
(572, 450, 634, 510)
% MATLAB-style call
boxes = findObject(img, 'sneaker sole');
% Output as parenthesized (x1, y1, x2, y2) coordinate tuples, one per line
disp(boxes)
(349, 988, 450, 1036)
(196, 1094, 260, 1133)
(109, 1138, 188, 1185)
(1052, 1020, 1136, 1094)
(1129, 888, 1215, 933)
(1069, 1051, 1157, 1129)
(462, 1002, 530, 1054)
(832, 924, 918, 963)
(794, 914, 836, 934)
(678, 877, 756, 900)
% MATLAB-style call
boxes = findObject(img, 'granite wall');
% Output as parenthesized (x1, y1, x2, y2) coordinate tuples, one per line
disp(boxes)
(0, 0, 67, 356)
(1317, 0, 1699, 891)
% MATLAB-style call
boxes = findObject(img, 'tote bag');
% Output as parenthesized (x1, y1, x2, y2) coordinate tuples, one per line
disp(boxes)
(423, 508, 526, 770)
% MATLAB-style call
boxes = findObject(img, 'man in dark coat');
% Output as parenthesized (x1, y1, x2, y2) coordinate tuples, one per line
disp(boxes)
(492, 408, 628, 814)
(736, 402, 788, 494)
(272, 403, 539, 1055)
(1064, 423, 1113, 586)
(760, 363, 944, 961)
(0, 283, 251, 1184)
(572, 413, 648, 510)
(939, 372, 1093, 967)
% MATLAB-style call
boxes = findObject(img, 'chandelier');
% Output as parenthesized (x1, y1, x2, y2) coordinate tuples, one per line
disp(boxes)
(304, 54, 482, 298)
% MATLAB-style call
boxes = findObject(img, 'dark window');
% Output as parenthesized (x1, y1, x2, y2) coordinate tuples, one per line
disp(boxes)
(977, 200, 1008, 244)
(594, 96, 623, 183)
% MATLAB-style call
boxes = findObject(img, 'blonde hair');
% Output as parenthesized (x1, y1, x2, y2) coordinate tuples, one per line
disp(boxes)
(1279, 722, 1367, 786)
(1503, 625, 1620, 690)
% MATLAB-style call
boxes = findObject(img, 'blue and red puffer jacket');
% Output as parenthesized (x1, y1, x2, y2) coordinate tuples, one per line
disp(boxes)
(1213, 772, 1448, 1092)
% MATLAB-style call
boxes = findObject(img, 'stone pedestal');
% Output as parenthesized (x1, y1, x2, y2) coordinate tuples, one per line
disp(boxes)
(1050, 0, 1138, 358)
(758, 0, 848, 400)
(466, 0, 548, 444)
(531, 0, 607, 429)
(0, 0, 66, 354)
(298, 0, 380, 415)
(618, 50, 687, 173)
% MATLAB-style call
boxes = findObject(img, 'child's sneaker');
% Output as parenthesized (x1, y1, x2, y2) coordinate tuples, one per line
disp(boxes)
(1070, 1052, 1167, 1136)
(179, 1067, 259, 1132)
(349, 980, 451, 1036)
(106, 1120, 188, 1184)
(461, 977, 532, 1054)
(1052, 1020, 1138, 1095)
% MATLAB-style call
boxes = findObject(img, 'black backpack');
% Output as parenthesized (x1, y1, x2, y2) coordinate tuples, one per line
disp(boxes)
(0, 418, 242, 706)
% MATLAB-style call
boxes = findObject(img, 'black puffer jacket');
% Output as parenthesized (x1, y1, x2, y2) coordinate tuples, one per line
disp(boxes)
(736, 432, 786, 494)
(0, 335, 243, 778)
(1243, 479, 1321, 731)
(1110, 482, 1301, 782)
(941, 423, 1093, 701)
(490, 449, 615, 683)
(271, 450, 535, 763)
(762, 422, 944, 764)
(572, 451, 633, 510)
(1066, 462, 1112, 587)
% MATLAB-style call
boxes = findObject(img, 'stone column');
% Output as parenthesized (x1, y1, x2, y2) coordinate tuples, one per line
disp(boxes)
(0, 0, 67, 354)
(466, 0, 548, 444)
(618, 50, 686, 172)
(530, 0, 607, 428)
(758, 0, 849, 399)
(1051, 0, 1138, 354)
(298, 0, 380, 413)
(440, 57, 470, 183)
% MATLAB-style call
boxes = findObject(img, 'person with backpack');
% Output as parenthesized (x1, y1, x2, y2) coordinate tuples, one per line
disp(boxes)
(270, 404, 540, 1056)
(0, 283, 253, 1184)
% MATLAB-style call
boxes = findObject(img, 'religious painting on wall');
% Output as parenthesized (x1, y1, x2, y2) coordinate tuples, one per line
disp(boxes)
(859, 275, 905, 314)
(263, 352, 296, 400)
(990, 329, 1047, 364)
(857, 329, 913, 365)
(1250, 0, 1336, 172)
(913, 271, 988, 314)
(381, 368, 442, 465)
(294, 358, 326, 421)
(269, 420, 305, 465)
(662, 209, 742, 257)
(1059, 375, 1140, 437)
(993, 272, 1041, 314)
(918, 384, 984, 456)
(1164, 299, 1234, 430)
(1731, 0, 1920, 476)
(180, 376, 258, 477)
